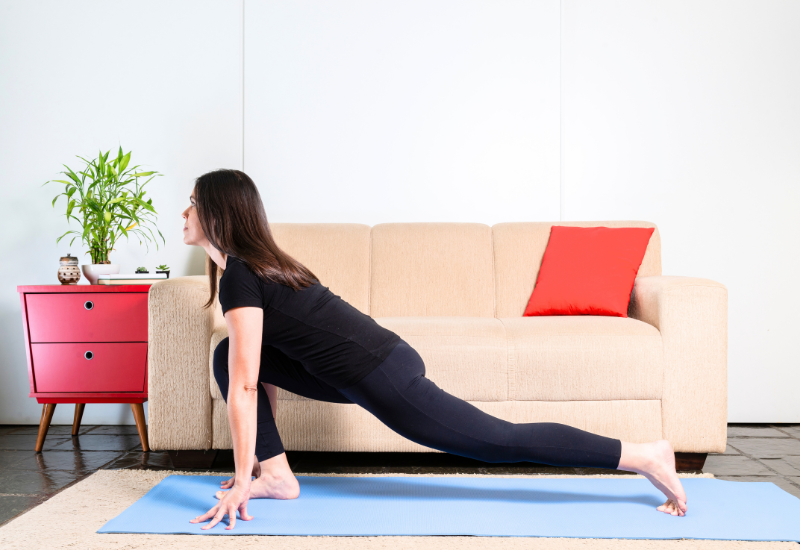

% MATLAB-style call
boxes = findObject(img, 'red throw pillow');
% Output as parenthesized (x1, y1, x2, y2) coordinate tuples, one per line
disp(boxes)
(523, 226, 655, 317)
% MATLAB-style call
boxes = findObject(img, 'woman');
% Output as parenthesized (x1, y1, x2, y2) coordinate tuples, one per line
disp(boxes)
(184, 169, 688, 531)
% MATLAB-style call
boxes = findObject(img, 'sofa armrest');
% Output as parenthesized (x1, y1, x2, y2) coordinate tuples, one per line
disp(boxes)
(147, 276, 217, 450)
(628, 276, 728, 453)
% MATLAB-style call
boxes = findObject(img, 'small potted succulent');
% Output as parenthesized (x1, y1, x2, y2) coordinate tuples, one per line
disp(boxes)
(45, 147, 165, 284)
(135, 266, 149, 274)
(156, 264, 170, 279)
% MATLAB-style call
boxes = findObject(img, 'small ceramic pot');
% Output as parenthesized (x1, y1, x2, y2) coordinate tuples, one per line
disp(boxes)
(82, 263, 121, 285)
(156, 270, 170, 279)
(57, 253, 81, 285)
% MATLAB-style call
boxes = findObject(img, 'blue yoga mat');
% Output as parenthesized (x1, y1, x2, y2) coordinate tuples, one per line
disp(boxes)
(98, 475, 800, 541)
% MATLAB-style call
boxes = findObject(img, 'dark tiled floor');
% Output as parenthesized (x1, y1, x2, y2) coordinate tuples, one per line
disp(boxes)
(0, 423, 798, 527)
(704, 424, 800, 499)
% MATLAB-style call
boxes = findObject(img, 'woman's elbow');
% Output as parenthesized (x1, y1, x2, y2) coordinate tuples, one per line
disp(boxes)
(228, 381, 260, 403)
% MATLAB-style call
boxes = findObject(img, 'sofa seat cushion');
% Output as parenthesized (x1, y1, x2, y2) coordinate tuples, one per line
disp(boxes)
(373, 317, 508, 401)
(500, 316, 663, 401)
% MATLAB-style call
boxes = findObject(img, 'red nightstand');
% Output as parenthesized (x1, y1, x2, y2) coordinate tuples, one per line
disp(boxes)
(17, 284, 151, 452)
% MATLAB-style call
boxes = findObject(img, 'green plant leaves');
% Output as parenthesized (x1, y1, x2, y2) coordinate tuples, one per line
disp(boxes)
(134, 196, 156, 213)
(63, 166, 81, 184)
(84, 198, 102, 215)
(56, 229, 77, 244)
(119, 152, 130, 173)
(48, 147, 164, 262)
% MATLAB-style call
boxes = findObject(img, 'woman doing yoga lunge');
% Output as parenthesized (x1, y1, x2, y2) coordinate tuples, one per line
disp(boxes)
(183, 169, 688, 531)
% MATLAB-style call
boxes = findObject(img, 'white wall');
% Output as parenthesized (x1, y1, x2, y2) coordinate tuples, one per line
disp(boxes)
(243, 0, 561, 224)
(1, 0, 798, 424)
(0, 0, 243, 425)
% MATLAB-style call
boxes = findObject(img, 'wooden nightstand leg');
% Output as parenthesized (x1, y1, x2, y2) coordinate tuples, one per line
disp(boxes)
(131, 403, 150, 452)
(36, 403, 57, 453)
(72, 403, 86, 436)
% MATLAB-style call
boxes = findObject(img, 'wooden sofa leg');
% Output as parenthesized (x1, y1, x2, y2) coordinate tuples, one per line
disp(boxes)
(167, 450, 219, 469)
(674, 452, 707, 471)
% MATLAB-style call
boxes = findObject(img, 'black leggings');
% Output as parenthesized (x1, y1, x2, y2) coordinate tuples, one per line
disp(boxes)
(212, 338, 622, 469)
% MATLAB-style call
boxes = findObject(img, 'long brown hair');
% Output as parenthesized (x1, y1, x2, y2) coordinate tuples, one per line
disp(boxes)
(194, 169, 319, 309)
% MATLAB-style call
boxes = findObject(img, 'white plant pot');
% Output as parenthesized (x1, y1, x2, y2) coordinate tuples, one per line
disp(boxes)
(81, 264, 121, 285)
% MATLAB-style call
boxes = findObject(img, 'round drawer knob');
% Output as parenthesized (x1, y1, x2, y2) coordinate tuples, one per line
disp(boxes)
(84, 301, 94, 310)
(84, 351, 93, 360)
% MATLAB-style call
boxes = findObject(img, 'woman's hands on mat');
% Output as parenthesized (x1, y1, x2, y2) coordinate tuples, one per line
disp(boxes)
(191, 481, 253, 530)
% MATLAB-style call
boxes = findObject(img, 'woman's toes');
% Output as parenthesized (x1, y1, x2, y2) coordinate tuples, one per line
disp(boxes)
(658, 499, 684, 516)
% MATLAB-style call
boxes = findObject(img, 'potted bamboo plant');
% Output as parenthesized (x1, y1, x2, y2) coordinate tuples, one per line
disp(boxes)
(44, 147, 166, 284)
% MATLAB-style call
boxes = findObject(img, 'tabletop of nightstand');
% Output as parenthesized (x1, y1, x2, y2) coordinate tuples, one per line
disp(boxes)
(18, 284, 152, 293)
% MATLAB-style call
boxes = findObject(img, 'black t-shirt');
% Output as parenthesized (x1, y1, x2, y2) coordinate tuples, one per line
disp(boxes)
(217, 255, 402, 389)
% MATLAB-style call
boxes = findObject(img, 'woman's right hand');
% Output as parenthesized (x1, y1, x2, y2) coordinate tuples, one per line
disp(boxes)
(191, 481, 253, 531)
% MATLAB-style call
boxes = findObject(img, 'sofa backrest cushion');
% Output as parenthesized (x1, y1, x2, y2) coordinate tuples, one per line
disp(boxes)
(493, 221, 662, 318)
(268, 223, 372, 315)
(370, 223, 495, 317)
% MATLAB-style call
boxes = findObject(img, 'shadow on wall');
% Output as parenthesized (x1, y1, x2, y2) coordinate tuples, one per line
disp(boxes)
(185, 246, 207, 276)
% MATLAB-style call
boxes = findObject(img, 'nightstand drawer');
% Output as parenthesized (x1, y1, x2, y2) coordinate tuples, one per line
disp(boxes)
(31, 342, 147, 392)
(26, 293, 148, 342)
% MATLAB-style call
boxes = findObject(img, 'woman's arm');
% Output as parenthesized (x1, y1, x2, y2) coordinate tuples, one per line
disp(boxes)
(191, 306, 263, 530)
(226, 306, 263, 486)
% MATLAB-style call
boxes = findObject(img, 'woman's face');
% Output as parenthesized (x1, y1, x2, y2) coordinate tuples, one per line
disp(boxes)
(181, 190, 207, 247)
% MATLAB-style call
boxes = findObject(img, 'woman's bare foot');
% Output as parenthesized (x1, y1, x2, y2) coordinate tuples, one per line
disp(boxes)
(219, 455, 261, 490)
(217, 471, 300, 501)
(216, 451, 300, 501)
(618, 439, 688, 516)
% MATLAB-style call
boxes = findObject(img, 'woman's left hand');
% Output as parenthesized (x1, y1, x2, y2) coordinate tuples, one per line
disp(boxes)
(190, 482, 253, 530)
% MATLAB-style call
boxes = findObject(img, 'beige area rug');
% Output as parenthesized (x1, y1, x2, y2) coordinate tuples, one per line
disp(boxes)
(0, 470, 795, 550)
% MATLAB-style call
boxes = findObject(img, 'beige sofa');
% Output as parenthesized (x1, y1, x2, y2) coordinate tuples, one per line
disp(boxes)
(147, 221, 728, 469)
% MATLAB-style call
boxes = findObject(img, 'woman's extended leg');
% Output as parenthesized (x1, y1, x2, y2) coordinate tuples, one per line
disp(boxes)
(338, 340, 687, 516)
(213, 337, 353, 500)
